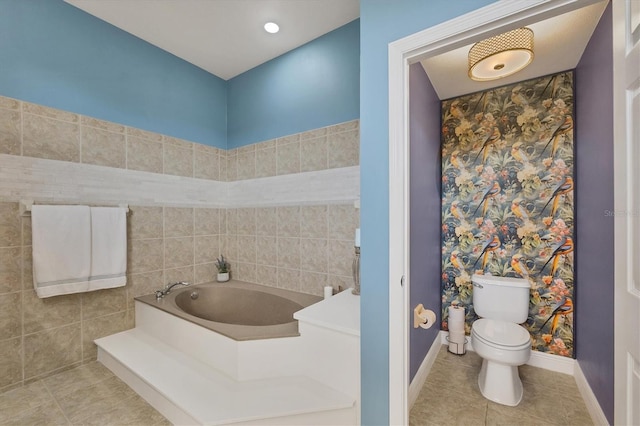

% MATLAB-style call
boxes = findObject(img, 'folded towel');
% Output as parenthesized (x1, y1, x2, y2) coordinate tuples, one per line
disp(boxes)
(88, 207, 127, 291)
(32, 205, 91, 298)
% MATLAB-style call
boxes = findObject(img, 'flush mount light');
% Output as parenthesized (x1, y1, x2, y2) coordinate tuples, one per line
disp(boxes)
(468, 27, 534, 81)
(264, 22, 279, 34)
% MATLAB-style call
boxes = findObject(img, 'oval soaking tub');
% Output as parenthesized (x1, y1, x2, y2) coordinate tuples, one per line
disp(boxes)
(135, 280, 322, 341)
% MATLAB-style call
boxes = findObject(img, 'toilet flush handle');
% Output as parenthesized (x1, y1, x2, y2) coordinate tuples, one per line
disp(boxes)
(473, 282, 483, 289)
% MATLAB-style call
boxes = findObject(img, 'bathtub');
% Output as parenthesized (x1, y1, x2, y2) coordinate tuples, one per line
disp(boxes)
(135, 280, 322, 341)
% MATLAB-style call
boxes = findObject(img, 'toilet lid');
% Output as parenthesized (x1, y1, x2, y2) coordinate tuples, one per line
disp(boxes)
(472, 318, 530, 347)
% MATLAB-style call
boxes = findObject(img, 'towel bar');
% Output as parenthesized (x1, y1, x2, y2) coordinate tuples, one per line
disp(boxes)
(19, 200, 130, 217)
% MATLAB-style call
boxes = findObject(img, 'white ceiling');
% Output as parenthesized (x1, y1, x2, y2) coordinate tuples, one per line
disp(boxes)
(421, 0, 608, 99)
(64, 0, 359, 81)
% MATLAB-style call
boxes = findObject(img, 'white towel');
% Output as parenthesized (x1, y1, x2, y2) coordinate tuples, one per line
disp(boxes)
(32, 205, 91, 298)
(88, 207, 127, 291)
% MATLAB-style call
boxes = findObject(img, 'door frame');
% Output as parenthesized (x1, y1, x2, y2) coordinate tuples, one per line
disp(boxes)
(387, 0, 607, 423)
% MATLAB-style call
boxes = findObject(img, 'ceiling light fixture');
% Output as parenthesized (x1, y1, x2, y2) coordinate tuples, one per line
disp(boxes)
(264, 22, 279, 34)
(468, 27, 534, 81)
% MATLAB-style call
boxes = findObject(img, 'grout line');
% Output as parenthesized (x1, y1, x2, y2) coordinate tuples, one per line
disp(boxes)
(41, 379, 73, 426)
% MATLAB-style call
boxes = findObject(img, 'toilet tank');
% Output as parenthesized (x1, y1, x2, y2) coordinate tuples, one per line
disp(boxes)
(472, 274, 530, 323)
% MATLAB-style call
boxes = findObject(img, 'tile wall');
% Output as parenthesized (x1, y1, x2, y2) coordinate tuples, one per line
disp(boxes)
(0, 95, 359, 391)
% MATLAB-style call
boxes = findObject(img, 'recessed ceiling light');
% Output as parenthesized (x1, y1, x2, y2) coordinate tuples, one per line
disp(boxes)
(264, 22, 279, 34)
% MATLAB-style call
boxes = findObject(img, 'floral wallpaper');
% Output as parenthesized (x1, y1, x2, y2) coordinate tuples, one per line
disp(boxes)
(441, 71, 575, 357)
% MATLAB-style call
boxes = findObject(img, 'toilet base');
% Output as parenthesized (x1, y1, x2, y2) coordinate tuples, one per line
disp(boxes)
(477, 359, 523, 406)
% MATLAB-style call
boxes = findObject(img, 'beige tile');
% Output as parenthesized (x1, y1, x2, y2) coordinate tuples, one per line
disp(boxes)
(195, 262, 216, 284)
(82, 311, 128, 361)
(219, 152, 228, 181)
(23, 113, 80, 162)
(164, 207, 193, 238)
(328, 204, 359, 240)
(0, 202, 21, 247)
(326, 239, 353, 276)
(226, 153, 238, 181)
(127, 270, 163, 299)
(225, 208, 237, 235)
(277, 268, 300, 292)
(221, 235, 237, 263)
(300, 127, 328, 141)
(237, 208, 256, 235)
(300, 271, 327, 297)
(277, 237, 300, 269)
(277, 134, 300, 145)
(127, 239, 163, 274)
(81, 127, 126, 168)
(128, 206, 163, 240)
(237, 149, 256, 180)
(164, 236, 193, 269)
(256, 146, 277, 178)
(276, 141, 300, 175)
(194, 146, 220, 180)
(81, 393, 166, 426)
(256, 139, 277, 150)
(55, 375, 136, 423)
(328, 120, 359, 134)
(277, 206, 300, 237)
(163, 135, 193, 149)
(126, 127, 163, 143)
(81, 287, 127, 320)
(23, 290, 79, 334)
(0, 381, 53, 422)
(22, 246, 32, 291)
(165, 266, 194, 287)
(195, 235, 220, 265)
(0, 337, 22, 389)
(0, 292, 21, 340)
(237, 235, 257, 264)
(81, 116, 125, 134)
(235, 262, 257, 283)
(194, 208, 220, 236)
(256, 236, 277, 266)
(301, 137, 328, 172)
(23, 103, 78, 123)
(300, 205, 327, 239)
(300, 239, 328, 273)
(256, 264, 277, 287)
(163, 143, 193, 177)
(24, 324, 82, 379)
(42, 361, 113, 399)
(328, 129, 359, 168)
(22, 216, 32, 246)
(126, 136, 163, 173)
(256, 207, 277, 237)
(0, 96, 21, 110)
(0, 108, 21, 155)
(1, 400, 69, 426)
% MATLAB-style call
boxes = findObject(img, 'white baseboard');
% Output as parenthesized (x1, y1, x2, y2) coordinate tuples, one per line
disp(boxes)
(408, 331, 443, 409)
(574, 362, 610, 426)
(440, 331, 575, 374)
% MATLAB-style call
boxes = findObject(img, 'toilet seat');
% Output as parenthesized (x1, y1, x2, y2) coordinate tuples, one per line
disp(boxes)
(472, 318, 530, 350)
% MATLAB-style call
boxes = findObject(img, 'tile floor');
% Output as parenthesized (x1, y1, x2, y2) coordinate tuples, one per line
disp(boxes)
(410, 346, 594, 426)
(0, 361, 168, 425)
(1, 347, 593, 426)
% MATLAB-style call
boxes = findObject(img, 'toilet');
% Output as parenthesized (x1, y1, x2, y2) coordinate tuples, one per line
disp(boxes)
(471, 274, 531, 406)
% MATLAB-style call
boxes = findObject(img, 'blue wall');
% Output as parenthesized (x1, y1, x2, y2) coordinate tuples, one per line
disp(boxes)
(359, 1, 495, 423)
(0, 0, 227, 147)
(409, 63, 442, 380)
(227, 20, 360, 148)
(575, 3, 614, 423)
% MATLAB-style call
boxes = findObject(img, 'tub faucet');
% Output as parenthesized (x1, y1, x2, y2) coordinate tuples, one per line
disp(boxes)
(155, 281, 190, 299)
